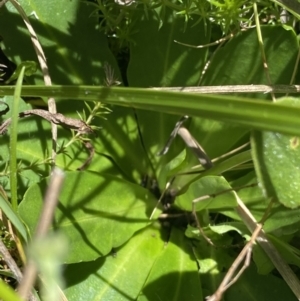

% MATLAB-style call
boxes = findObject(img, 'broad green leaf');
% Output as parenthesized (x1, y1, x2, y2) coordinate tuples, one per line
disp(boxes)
(127, 6, 209, 87)
(0, 0, 118, 85)
(201, 26, 299, 95)
(175, 176, 237, 212)
(19, 171, 159, 263)
(251, 97, 300, 208)
(64, 224, 164, 301)
(252, 242, 275, 275)
(138, 227, 203, 301)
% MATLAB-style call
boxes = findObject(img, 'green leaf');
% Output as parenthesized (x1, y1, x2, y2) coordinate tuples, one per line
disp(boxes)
(170, 149, 252, 195)
(0, 0, 118, 84)
(0, 280, 23, 301)
(209, 223, 249, 238)
(0, 96, 121, 194)
(126, 6, 210, 184)
(201, 26, 299, 93)
(7, 61, 37, 83)
(138, 227, 203, 301)
(19, 171, 159, 263)
(127, 7, 209, 87)
(175, 176, 237, 212)
(186, 225, 234, 296)
(4, 86, 300, 137)
(10, 66, 26, 211)
(0, 192, 27, 241)
(64, 224, 164, 301)
(88, 105, 182, 184)
(251, 97, 300, 208)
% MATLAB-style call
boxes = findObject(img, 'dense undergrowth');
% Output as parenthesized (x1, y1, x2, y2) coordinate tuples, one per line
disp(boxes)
(0, 0, 300, 301)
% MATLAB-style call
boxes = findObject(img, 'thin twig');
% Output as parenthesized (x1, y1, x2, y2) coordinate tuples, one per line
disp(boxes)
(17, 168, 65, 300)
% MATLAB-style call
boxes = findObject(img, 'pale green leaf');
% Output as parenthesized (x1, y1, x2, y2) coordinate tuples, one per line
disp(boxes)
(19, 171, 159, 263)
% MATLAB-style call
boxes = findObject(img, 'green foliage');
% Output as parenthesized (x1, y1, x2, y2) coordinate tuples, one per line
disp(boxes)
(0, 280, 23, 301)
(19, 171, 158, 263)
(0, 0, 300, 300)
(252, 97, 300, 208)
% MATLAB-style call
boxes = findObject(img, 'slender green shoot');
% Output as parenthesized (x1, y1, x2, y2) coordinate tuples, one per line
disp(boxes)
(10, 66, 26, 211)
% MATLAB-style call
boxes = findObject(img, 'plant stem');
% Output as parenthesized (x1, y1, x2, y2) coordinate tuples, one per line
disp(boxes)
(10, 67, 25, 211)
